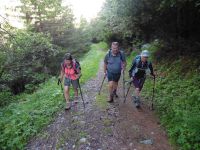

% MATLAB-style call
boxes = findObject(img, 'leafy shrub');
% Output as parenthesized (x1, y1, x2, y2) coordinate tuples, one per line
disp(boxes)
(0, 30, 60, 95)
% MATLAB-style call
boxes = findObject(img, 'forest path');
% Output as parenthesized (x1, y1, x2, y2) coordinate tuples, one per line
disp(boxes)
(27, 61, 172, 150)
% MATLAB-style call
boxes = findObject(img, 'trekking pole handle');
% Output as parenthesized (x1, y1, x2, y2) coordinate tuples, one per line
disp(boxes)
(124, 79, 133, 84)
(104, 72, 107, 77)
(77, 73, 82, 79)
(57, 78, 62, 85)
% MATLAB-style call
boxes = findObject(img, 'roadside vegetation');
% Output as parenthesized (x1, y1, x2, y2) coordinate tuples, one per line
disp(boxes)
(0, 43, 107, 150)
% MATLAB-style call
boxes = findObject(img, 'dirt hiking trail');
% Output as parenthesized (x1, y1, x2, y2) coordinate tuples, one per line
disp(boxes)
(27, 61, 173, 150)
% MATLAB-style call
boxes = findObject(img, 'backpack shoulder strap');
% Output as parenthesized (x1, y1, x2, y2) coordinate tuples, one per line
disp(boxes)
(72, 59, 78, 69)
(119, 50, 123, 61)
(108, 49, 111, 58)
(72, 61, 77, 74)
(72, 59, 81, 74)
(147, 61, 151, 67)
(108, 49, 124, 61)
(135, 55, 141, 67)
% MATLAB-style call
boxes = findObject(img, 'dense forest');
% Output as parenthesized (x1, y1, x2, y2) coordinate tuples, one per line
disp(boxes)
(0, 0, 200, 149)
(0, 0, 91, 96)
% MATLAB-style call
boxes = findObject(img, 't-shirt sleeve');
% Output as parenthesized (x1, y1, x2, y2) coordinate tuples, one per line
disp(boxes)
(104, 53, 109, 64)
(121, 51, 126, 62)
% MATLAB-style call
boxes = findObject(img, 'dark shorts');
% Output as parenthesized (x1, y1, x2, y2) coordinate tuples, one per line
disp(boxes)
(132, 77, 146, 91)
(64, 77, 79, 89)
(107, 72, 121, 82)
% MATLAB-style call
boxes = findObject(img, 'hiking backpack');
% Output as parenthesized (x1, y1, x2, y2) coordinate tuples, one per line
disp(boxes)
(130, 55, 151, 76)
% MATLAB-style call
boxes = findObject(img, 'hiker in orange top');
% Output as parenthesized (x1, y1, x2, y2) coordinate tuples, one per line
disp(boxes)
(60, 53, 81, 110)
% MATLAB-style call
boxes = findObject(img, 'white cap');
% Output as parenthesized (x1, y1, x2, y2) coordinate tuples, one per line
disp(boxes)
(141, 50, 150, 57)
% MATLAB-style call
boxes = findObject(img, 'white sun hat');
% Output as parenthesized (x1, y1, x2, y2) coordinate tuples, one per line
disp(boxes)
(141, 50, 150, 57)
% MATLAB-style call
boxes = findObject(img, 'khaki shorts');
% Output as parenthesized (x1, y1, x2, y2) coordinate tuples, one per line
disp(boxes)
(64, 77, 79, 89)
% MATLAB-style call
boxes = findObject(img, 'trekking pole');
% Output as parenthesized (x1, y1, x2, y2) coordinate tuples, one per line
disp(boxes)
(122, 70, 126, 101)
(98, 75, 106, 95)
(57, 78, 65, 101)
(151, 76, 156, 110)
(78, 77, 85, 109)
(124, 80, 132, 103)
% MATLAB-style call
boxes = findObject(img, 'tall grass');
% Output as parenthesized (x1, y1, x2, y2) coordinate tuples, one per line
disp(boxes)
(0, 42, 107, 150)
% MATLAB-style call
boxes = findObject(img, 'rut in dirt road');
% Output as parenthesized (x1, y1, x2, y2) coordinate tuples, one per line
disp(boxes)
(27, 61, 173, 150)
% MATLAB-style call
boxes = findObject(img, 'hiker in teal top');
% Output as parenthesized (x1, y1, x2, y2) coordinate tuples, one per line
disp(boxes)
(104, 42, 126, 102)
(129, 50, 155, 108)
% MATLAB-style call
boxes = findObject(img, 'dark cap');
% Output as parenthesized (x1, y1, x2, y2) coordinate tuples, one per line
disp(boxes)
(112, 42, 119, 46)
(64, 53, 72, 60)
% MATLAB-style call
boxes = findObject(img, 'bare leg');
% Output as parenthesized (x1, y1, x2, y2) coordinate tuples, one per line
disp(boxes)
(108, 81, 114, 102)
(73, 88, 79, 103)
(113, 81, 119, 97)
(64, 86, 70, 109)
(135, 88, 140, 97)
(113, 82, 118, 91)
(74, 88, 78, 97)
(108, 81, 114, 95)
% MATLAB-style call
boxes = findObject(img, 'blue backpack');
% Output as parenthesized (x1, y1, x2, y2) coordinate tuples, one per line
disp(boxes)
(130, 55, 151, 76)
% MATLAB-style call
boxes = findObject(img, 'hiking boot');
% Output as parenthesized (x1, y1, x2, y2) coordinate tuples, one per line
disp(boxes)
(113, 90, 119, 98)
(135, 102, 140, 108)
(132, 95, 137, 103)
(108, 93, 114, 103)
(132, 96, 140, 108)
(65, 102, 71, 110)
(135, 97, 141, 108)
